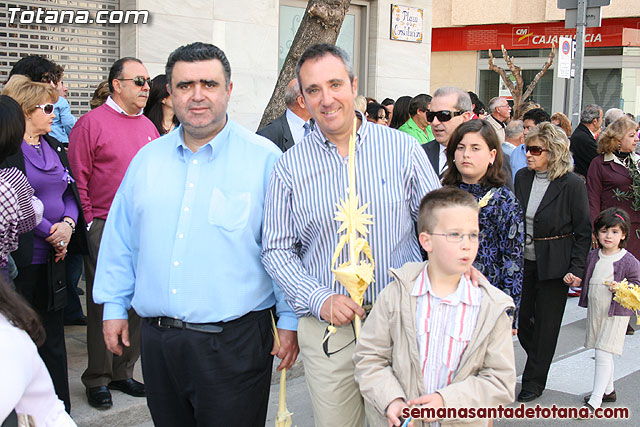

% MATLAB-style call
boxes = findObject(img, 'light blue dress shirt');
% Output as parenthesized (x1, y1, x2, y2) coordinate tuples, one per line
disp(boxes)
(49, 97, 76, 143)
(510, 143, 528, 179)
(93, 119, 297, 330)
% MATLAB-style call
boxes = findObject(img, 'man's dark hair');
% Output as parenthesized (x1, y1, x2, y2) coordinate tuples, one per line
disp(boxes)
(8, 55, 57, 84)
(593, 207, 631, 249)
(409, 94, 431, 116)
(523, 108, 550, 125)
(108, 57, 143, 92)
(295, 43, 355, 87)
(0, 95, 26, 162)
(166, 42, 231, 90)
(417, 186, 479, 234)
(381, 98, 395, 107)
(580, 104, 602, 124)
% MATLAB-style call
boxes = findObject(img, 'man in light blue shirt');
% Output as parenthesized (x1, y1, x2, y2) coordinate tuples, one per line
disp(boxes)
(93, 42, 298, 427)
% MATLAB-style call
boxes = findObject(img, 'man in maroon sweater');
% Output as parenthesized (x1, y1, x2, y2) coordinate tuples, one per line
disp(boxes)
(68, 57, 159, 409)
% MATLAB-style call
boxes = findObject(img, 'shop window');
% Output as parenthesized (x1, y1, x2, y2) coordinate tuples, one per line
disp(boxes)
(279, 0, 366, 93)
(478, 69, 553, 113)
(582, 68, 622, 112)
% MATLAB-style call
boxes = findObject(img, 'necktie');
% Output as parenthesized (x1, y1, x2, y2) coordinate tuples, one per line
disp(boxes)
(303, 122, 311, 138)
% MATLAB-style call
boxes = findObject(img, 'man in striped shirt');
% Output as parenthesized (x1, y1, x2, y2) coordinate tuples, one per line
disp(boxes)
(262, 44, 441, 427)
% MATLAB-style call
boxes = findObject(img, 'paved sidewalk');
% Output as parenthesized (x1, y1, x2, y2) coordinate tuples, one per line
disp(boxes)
(66, 293, 638, 426)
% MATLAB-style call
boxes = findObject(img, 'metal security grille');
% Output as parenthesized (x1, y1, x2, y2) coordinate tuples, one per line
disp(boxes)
(0, 0, 119, 116)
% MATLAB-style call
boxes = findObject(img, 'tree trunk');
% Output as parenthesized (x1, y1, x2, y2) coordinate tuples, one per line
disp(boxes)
(258, 0, 351, 130)
(488, 44, 555, 120)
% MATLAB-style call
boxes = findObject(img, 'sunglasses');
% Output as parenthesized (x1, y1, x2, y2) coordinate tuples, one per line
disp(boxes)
(526, 145, 548, 156)
(426, 110, 465, 123)
(35, 103, 55, 115)
(118, 76, 152, 87)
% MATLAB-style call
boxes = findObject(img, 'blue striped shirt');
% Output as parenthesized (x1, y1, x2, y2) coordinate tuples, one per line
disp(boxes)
(262, 114, 441, 319)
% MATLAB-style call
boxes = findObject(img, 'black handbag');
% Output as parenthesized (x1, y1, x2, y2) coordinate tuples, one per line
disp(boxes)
(47, 251, 67, 312)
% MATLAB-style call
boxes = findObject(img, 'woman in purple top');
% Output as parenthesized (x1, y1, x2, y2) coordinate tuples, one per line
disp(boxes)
(1, 75, 88, 413)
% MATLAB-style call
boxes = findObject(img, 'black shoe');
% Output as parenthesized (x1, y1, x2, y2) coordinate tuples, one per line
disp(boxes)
(64, 316, 87, 326)
(86, 386, 112, 409)
(584, 390, 616, 403)
(108, 378, 146, 397)
(626, 324, 635, 335)
(77, 287, 85, 295)
(517, 389, 542, 402)
(577, 403, 596, 419)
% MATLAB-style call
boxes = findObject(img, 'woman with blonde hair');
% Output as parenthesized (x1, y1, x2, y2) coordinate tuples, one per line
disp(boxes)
(1, 75, 87, 412)
(551, 112, 572, 136)
(514, 122, 591, 403)
(587, 115, 640, 263)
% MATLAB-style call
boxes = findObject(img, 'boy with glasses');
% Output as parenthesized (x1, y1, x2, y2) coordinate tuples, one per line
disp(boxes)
(354, 187, 516, 426)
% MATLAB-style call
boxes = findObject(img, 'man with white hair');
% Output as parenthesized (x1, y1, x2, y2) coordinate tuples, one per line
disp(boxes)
(257, 78, 312, 152)
(487, 96, 511, 143)
(603, 108, 624, 128)
(68, 57, 159, 409)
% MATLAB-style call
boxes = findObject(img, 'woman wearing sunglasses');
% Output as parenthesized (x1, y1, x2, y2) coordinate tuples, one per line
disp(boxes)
(1, 75, 88, 413)
(442, 119, 524, 333)
(514, 122, 591, 403)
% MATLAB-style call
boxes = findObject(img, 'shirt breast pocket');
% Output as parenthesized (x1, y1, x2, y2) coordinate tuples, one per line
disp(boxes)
(208, 187, 251, 231)
(442, 321, 474, 373)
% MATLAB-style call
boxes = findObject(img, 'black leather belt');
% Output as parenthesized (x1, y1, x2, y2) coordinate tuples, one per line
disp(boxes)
(151, 317, 223, 334)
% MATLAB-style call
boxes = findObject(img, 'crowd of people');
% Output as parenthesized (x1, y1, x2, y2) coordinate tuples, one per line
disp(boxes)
(1, 41, 640, 427)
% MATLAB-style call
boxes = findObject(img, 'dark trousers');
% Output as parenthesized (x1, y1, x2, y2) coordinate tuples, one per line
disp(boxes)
(82, 218, 141, 388)
(63, 253, 84, 322)
(14, 263, 70, 412)
(141, 309, 274, 427)
(518, 260, 568, 395)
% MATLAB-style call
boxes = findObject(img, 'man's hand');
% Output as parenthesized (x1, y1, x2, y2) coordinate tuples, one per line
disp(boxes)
(386, 398, 411, 427)
(408, 393, 444, 422)
(103, 319, 130, 356)
(319, 294, 365, 326)
(271, 329, 299, 371)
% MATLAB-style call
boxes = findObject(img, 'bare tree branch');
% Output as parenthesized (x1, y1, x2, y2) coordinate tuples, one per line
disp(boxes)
(522, 43, 555, 100)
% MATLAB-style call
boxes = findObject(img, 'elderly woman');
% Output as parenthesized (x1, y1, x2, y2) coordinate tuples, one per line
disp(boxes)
(514, 123, 591, 403)
(1, 75, 87, 413)
(587, 116, 640, 256)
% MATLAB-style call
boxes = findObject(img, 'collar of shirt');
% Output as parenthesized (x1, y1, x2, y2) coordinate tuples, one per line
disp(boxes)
(285, 108, 308, 145)
(411, 263, 481, 307)
(603, 151, 640, 167)
(173, 116, 232, 163)
(309, 110, 368, 152)
(105, 96, 143, 116)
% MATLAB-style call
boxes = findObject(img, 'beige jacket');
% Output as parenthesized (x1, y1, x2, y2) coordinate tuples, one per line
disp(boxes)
(353, 262, 516, 427)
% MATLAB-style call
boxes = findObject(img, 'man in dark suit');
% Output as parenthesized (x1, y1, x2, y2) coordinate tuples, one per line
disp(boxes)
(257, 78, 311, 152)
(570, 104, 602, 177)
(422, 87, 472, 178)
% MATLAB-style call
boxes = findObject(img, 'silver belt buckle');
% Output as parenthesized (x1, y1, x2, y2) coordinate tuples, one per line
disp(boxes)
(157, 317, 169, 328)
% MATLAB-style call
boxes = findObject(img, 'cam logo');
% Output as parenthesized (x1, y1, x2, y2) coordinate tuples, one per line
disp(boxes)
(513, 27, 533, 46)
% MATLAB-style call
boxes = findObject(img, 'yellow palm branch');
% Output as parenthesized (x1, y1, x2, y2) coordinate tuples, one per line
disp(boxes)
(330, 117, 375, 338)
(271, 313, 293, 427)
